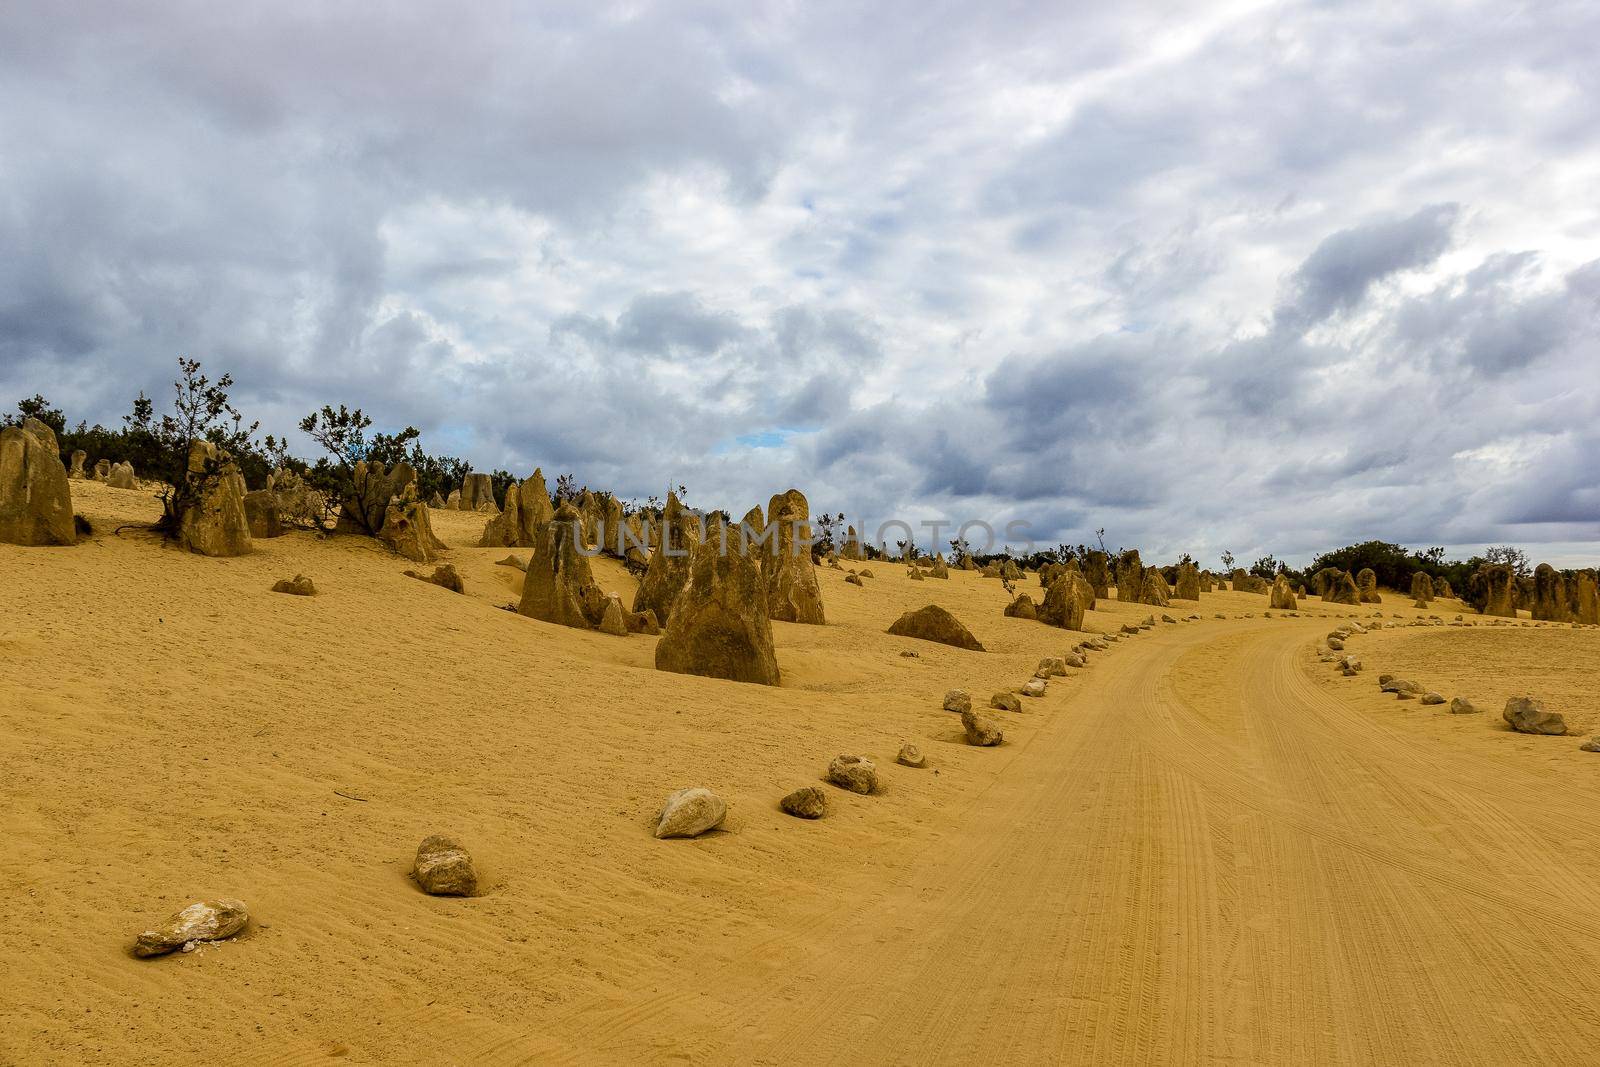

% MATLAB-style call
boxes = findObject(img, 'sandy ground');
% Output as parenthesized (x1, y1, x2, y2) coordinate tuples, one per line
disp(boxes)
(3, 479, 1598, 1064)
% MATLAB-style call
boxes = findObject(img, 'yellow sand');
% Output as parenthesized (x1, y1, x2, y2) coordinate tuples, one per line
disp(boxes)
(3, 480, 1598, 1064)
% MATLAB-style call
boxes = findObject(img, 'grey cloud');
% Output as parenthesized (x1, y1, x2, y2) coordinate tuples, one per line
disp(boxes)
(1274, 204, 1459, 332)
(2, 2, 1598, 566)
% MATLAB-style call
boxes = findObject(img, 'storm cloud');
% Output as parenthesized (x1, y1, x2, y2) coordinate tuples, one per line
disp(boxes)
(2, 0, 1597, 565)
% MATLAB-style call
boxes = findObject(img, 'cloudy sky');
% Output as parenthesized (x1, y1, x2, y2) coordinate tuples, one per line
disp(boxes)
(3, 1, 1597, 565)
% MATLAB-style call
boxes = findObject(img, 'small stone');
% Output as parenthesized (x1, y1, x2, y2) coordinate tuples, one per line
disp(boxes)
(780, 786, 828, 819)
(961, 708, 1004, 746)
(1020, 678, 1046, 698)
(1581, 737, 1600, 753)
(1449, 697, 1478, 715)
(271, 575, 316, 596)
(494, 555, 527, 571)
(654, 787, 727, 838)
(896, 743, 927, 768)
(1421, 692, 1445, 705)
(899, 649, 919, 658)
(845, 574, 863, 586)
(413, 835, 478, 896)
(1062, 652, 1087, 668)
(1327, 637, 1345, 651)
(943, 689, 972, 714)
(826, 755, 878, 794)
(1036, 657, 1067, 678)
(405, 564, 464, 593)
(990, 691, 1022, 713)
(133, 899, 249, 958)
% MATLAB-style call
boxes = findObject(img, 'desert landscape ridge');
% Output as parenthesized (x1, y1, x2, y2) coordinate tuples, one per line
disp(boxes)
(4, 468, 1600, 1064)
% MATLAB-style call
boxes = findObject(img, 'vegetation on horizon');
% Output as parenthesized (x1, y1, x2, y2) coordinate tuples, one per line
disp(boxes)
(5, 383, 1588, 577)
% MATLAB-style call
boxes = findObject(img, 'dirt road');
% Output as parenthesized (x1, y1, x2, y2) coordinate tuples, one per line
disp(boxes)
(545, 619, 1600, 1065)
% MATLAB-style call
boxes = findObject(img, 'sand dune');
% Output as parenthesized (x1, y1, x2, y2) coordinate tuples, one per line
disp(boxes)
(3, 480, 1598, 1064)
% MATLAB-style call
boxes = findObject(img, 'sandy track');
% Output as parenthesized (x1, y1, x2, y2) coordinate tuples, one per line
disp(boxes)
(539, 619, 1600, 1065)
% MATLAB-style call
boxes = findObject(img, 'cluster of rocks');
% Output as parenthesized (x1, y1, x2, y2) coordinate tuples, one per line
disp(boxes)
(936, 635, 1106, 747)
(516, 502, 656, 637)
(1008, 566, 1096, 630)
(128, 831, 486, 959)
(902, 552, 951, 581)
(1326, 625, 1596, 745)
(67, 450, 137, 489)
(520, 486, 827, 682)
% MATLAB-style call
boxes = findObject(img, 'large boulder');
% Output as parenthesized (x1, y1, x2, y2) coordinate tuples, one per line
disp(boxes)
(378, 488, 446, 563)
(519, 502, 605, 630)
(336, 460, 416, 536)
(1310, 567, 1340, 597)
(1531, 563, 1571, 622)
(1039, 572, 1093, 630)
(1410, 571, 1435, 604)
(459, 472, 497, 514)
(1004, 593, 1038, 620)
(633, 490, 698, 625)
(839, 525, 865, 561)
(1175, 562, 1200, 601)
(242, 489, 285, 539)
(0, 417, 75, 546)
(1083, 551, 1111, 598)
(477, 475, 524, 548)
(1115, 550, 1143, 603)
(763, 489, 826, 624)
(1356, 568, 1381, 603)
(93, 458, 111, 481)
(1139, 569, 1170, 607)
(1573, 570, 1600, 625)
(68, 450, 87, 479)
(479, 469, 557, 549)
(1436, 578, 1454, 600)
(655, 509, 780, 685)
(599, 494, 625, 557)
(576, 490, 601, 545)
(178, 440, 252, 557)
(621, 510, 652, 568)
(886, 604, 985, 651)
(1269, 574, 1298, 610)
(1503, 696, 1566, 735)
(1471, 563, 1518, 618)
(1323, 570, 1360, 605)
(107, 461, 136, 490)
